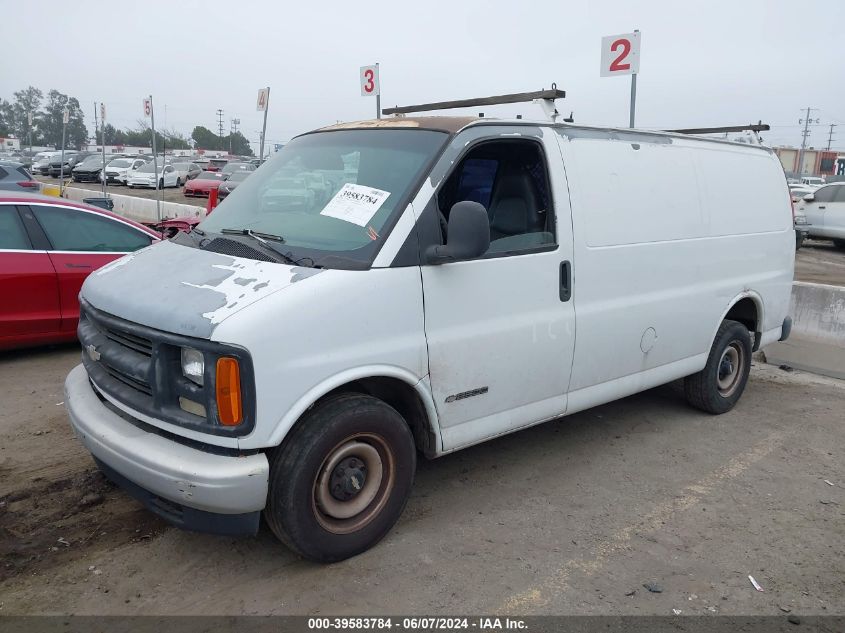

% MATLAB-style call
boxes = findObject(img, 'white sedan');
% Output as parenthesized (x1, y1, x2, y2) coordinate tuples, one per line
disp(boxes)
(101, 157, 149, 185)
(127, 163, 180, 189)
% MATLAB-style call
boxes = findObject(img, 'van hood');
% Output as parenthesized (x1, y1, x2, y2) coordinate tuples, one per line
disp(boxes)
(81, 240, 324, 339)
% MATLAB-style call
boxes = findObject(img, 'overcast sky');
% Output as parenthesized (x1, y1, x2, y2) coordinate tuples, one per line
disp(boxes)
(4, 0, 844, 151)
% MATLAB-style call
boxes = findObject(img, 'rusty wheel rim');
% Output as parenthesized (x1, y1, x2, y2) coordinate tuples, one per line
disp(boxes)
(312, 433, 395, 535)
(717, 342, 744, 397)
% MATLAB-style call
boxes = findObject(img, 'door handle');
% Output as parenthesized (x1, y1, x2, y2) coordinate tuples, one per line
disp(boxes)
(559, 261, 572, 302)
(818, 206, 826, 209)
(65, 263, 93, 269)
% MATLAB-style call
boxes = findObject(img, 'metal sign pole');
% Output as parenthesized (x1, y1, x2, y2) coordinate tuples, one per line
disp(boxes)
(629, 73, 637, 128)
(149, 95, 161, 222)
(100, 103, 107, 197)
(629, 29, 639, 128)
(259, 87, 270, 162)
(376, 63, 381, 120)
(59, 109, 67, 190)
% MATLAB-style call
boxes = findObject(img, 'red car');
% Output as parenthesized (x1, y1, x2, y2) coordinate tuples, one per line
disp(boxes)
(0, 193, 160, 351)
(183, 171, 226, 197)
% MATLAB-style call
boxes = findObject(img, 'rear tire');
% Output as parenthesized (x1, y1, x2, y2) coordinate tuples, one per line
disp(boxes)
(684, 320, 752, 414)
(833, 239, 845, 250)
(265, 393, 416, 563)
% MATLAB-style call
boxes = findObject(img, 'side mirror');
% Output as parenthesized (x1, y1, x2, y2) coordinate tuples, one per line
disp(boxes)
(425, 201, 490, 265)
(803, 193, 815, 202)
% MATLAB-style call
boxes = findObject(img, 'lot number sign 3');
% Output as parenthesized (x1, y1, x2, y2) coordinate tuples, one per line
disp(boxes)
(360, 65, 380, 97)
(600, 32, 641, 76)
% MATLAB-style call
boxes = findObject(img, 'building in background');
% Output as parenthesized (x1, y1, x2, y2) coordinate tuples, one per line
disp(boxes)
(773, 146, 844, 179)
(0, 137, 21, 151)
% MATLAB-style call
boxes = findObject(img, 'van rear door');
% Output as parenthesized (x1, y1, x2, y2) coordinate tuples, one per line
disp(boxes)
(419, 127, 576, 451)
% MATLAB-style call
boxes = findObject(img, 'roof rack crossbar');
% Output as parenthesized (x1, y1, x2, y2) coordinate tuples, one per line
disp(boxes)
(667, 124, 770, 135)
(382, 89, 566, 116)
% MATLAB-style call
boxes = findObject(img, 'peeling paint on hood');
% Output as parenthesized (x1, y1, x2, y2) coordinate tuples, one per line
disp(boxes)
(81, 240, 323, 339)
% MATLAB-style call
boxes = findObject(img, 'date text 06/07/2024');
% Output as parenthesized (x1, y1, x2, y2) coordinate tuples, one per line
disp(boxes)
(307, 617, 528, 630)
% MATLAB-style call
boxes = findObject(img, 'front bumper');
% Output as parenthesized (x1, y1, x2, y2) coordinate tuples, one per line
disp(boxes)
(64, 364, 269, 535)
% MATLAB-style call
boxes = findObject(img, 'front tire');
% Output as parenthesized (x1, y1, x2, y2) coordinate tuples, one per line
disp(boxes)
(684, 320, 752, 414)
(265, 393, 416, 562)
(833, 239, 845, 250)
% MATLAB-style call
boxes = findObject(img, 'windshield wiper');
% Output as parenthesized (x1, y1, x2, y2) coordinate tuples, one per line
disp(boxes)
(219, 228, 300, 266)
(221, 228, 285, 243)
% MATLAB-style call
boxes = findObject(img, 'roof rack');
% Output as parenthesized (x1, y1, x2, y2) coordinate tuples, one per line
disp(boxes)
(667, 123, 770, 135)
(382, 87, 566, 122)
(666, 122, 770, 146)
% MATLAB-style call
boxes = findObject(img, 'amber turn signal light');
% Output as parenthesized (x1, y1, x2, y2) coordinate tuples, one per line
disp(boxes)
(216, 357, 243, 426)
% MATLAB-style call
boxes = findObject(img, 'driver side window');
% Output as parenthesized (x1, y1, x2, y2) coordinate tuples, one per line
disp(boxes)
(437, 140, 555, 255)
(812, 186, 837, 203)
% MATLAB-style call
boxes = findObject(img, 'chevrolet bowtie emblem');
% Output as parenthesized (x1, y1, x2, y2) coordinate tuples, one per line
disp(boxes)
(86, 344, 100, 362)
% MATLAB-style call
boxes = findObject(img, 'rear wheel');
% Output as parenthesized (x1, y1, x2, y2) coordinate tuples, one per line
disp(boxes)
(158, 178, 164, 189)
(265, 393, 416, 562)
(684, 320, 752, 414)
(833, 239, 845, 250)
(176, 177, 183, 187)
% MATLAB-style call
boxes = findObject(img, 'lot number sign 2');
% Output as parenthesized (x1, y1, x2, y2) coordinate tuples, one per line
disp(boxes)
(600, 32, 641, 77)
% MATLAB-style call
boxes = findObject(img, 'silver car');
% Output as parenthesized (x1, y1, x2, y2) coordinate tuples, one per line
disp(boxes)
(798, 182, 845, 248)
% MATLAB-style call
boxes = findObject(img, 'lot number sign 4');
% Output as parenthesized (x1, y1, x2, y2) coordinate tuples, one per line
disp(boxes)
(600, 32, 641, 76)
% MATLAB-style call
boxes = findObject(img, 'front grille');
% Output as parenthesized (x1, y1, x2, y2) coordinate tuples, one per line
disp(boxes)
(81, 309, 153, 398)
(77, 299, 256, 437)
(203, 237, 276, 262)
(104, 364, 153, 396)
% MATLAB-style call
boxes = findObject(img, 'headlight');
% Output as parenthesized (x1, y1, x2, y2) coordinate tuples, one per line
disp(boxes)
(181, 346, 204, 385)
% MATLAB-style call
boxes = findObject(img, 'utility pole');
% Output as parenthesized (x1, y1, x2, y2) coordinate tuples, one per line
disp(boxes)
(216, 109, 225, 139)
(229, 118, 240, 155)
(797, 107, 819, 179)
(827, 123, 837, 151)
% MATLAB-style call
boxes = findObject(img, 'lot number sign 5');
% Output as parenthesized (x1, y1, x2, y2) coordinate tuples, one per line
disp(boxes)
(600, 32, 641, 77)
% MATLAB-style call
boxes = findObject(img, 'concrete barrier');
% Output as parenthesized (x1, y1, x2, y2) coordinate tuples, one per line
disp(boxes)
(63, 187, 205, 224)
(789, 281, 845, 345)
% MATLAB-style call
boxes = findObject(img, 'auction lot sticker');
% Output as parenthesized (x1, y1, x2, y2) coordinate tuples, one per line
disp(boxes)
(321, 183, 390, 227)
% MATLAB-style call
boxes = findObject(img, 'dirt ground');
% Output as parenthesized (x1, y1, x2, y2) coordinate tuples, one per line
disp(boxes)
(0, 344, 842, 616)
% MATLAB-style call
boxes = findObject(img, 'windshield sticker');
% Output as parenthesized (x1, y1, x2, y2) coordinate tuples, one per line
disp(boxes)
(320, 183, 390, 227)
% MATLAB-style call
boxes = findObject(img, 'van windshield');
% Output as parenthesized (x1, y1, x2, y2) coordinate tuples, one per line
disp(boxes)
(198, 129, 447, 269)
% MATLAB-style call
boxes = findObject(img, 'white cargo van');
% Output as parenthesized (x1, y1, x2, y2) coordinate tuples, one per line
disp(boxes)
(64, 98, 794, 561)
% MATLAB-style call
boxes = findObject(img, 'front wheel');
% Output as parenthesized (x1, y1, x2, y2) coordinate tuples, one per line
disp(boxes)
(176, 177, 183, 187)
(684, 320, 752, 414)
(833, 239, 845, 250)
(265, 393, 416, 562)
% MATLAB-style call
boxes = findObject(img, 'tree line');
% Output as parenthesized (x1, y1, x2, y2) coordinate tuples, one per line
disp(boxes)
(0, 86, 253, 156)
